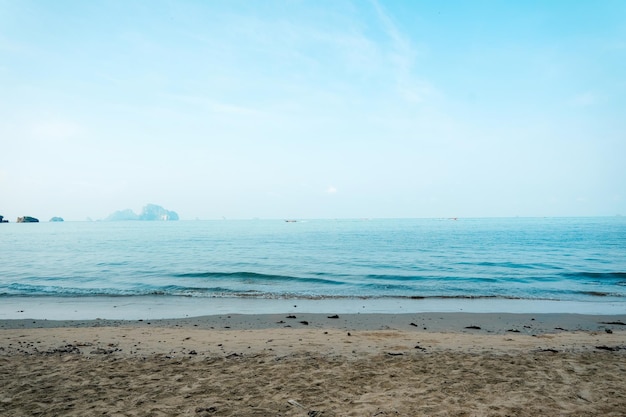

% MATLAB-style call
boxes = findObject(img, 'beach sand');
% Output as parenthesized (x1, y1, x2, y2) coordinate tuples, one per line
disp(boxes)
(1, 313, 625, 416)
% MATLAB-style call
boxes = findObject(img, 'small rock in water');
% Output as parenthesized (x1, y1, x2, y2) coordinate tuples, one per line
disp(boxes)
(299, 321, 309, 325)
(465, 325, 481, 330)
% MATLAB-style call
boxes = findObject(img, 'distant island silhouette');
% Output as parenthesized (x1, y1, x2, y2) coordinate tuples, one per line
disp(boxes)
(17, 216, 39, 223)
(105, 204, 179, 221)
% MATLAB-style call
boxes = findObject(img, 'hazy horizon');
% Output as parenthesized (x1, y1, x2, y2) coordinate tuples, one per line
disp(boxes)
(1, 209, 624, 223)
(2, 1, 625, 221)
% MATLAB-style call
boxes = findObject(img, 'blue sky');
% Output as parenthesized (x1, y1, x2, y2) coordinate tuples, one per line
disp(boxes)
(1, 0, 625, 220)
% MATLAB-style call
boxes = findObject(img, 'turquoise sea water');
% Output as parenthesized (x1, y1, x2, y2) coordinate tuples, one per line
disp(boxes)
(1, 217, 625, 318)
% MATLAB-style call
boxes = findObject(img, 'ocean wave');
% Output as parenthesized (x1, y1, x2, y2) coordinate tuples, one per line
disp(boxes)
(174, 271, 346, 286)
(4, 270, 626, 301)
(0, 283, 262, 298)
(576, 290, 626, 297)
(561, 272, 626, 280)
(0, 291, 543, 301)
(2, 283, 624, 301)
(459, 261, 562, 270)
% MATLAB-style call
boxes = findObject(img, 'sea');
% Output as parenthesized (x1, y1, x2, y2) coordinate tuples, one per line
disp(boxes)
(1, 217, 625, 320)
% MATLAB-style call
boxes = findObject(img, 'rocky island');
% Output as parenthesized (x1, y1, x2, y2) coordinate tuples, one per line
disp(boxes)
(17, 216, 39, 223)
(105, 204, 179, 221)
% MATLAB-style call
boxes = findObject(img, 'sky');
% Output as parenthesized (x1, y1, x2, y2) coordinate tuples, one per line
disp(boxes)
(1, 0, 625, 221)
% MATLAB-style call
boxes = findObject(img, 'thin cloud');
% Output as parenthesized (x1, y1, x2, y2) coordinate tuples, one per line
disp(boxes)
(370, 0, 427, 103)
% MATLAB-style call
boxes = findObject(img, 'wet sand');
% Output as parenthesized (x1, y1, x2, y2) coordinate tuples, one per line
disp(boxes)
(1, 313, 625, 416)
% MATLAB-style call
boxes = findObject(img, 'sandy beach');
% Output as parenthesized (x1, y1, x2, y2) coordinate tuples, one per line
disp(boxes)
(1, 313, 625, 416)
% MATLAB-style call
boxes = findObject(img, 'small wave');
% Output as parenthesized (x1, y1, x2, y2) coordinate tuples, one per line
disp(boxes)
(363, 274, 435, 282)
(579, 291, 609, 297)
(471, 261, 549, 270)
(577, 291, 625, 298)
(0, 292, 527, 301)
(174, 271, 345, 286)
(147, 285, 262, 296)
(562, 272, 626, 280)
(175, 271, 281, 279)
(399, 294, 524, 300)
(0, 284, 261, 298)
(1, 283, 140, 297)
(361, 274, 504, 283)
(0, 286, 561, 302)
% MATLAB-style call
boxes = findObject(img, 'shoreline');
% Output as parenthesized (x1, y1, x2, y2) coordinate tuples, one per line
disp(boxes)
(2, 295, 626, 321)
(2, 312, 626, 333)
